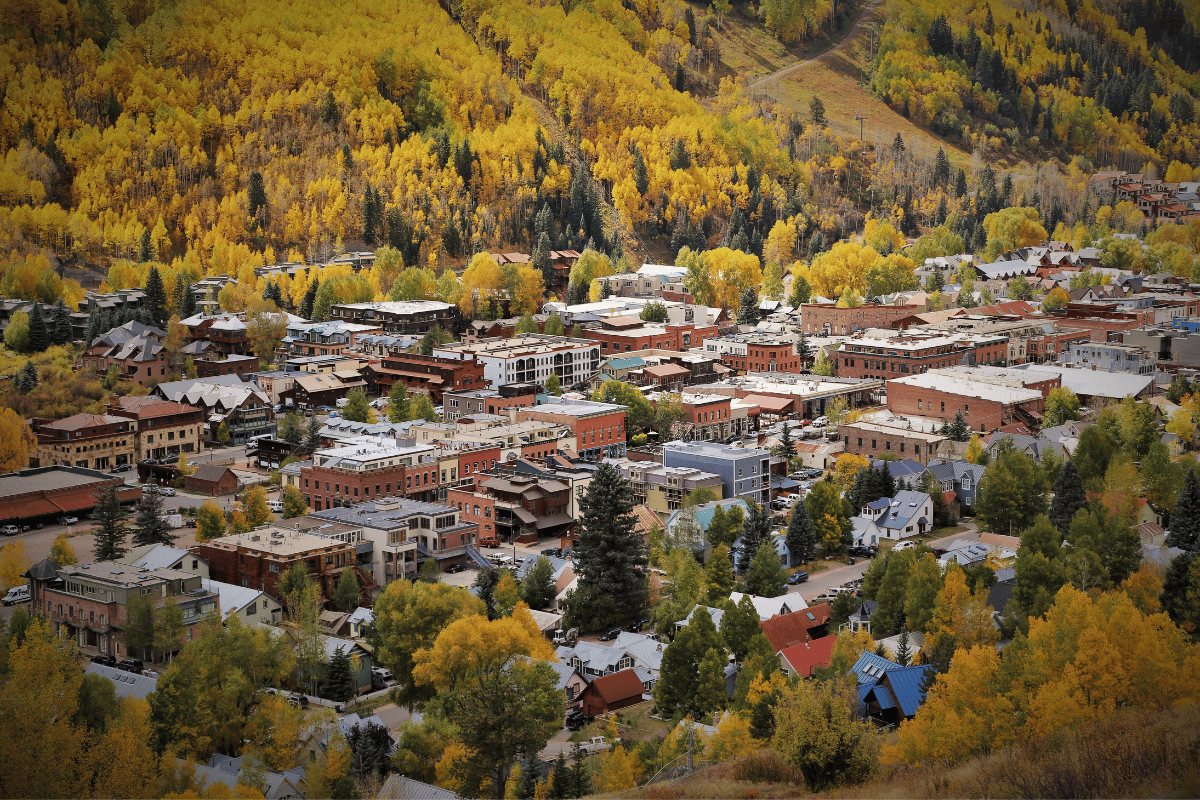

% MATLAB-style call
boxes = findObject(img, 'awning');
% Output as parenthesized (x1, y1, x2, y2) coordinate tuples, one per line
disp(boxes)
(1, 498, 61, 519)
(741, 394, 794, 414)
(513, 507, 537, 525)
(771, 477, 800, 490)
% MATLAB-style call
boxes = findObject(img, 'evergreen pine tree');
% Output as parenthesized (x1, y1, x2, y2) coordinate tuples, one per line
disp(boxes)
(933, 147, 950, 186)
(247, 170, 268, 224)
(305, 417, 322, 448)
(1167, 470, 1200, 551)
(132, 489, 175, 547)
(180, 281, 197, 318)
(1048, 460, 1087, 538)
(879, 462, 895, 499)
(895, 624, 912, 666)
(568, 743, 590, 798)
(15, 361, 37, 394)
(516, 749, 542, 799)
(93, 485, 129, 562)
(26, 303, 48, 352)
(51, 299, 72, 345)
(548, 752, 570, 800)
(139, 229, 152, 262)
(632, 147, 649, 195)
(744, 540, 787, 597)
(719, 595, 762, 662)
(85, 307, 100, 344)
(778, 424, 796, 464)
(736, 286, 758, 325)
(785, 501, 817, 565)
(655, 606, 722, 717)
(324, 646, 356, 702)
(570, 463, 648, 629)
(954, 168, 968, 198)
(947, 410, 970, 442)
(737, 500, 772, 572)
(300, 279, 319, 319)
(144, 266, 168, 327)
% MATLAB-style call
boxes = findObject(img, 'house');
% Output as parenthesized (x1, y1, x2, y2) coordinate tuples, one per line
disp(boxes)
(851, 651, 899, 685)
(153, 375, 275, 444)
(120, 544, 209, 577)
(851, 515, 884, 548)
(728, 591, 806, 619)
(777, 636, 837, 679)
(376, 775, 461, 800)
(664, 498, 750, 544)
(185, 464, 241, 496)
(84, 662, 158, 701)
(859, 490, 933, 540)
(611, 632, 666, 682)
(1132, 521, 1166, 547)
(201, 755, 306, 800)
(860, 664, 936, 724)
(556, 641, 635, 679)
(924, 459, 986, 507)
(758, 605, 833, 651)
(579, 668, 647, 717)
(202, 578, 283, 625)
(844, 600, 877, 634)
(528, 657, 589, 711)
(986, 567, 1017, 616)
(875, 630, 926, 663)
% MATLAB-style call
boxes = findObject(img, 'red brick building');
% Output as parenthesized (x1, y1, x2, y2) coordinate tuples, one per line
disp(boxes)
(33, 413, 138, 471)
(442, 384, 539, 422)
(108, 395, 206, 462)
(1054, 308, 1146, 342)
(800, 302, 925, 335)
(368, 352, 487, 402)
(838, 421, 950, 464)
(580, 316, 720, 357)
(1025, 326, 1093, 363)
(516, 398, 628, 461)
(27, 558, 219, 658)
(300, 441, 442, 510)
(886, 370, 1050, 432)
(466, 473, 575, 544)
(196, 354, 259, 379)
(446, 487, 500, 545)
(191, 527, 357, 602)
(835, 333, 1008, 380)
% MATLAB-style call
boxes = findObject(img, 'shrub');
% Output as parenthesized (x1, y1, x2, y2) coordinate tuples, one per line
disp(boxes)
(731, 750, 805, 785)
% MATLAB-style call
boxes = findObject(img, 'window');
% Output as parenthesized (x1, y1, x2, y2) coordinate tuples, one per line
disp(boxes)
(269, 563, 280, 573)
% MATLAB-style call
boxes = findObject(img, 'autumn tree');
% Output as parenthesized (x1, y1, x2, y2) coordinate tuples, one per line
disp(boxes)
(0, 409, 34, 473)
(772, 677, 878, 791)
(195, 500, 226, 542)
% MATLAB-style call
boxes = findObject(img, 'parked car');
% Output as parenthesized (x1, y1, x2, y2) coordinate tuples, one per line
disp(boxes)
(91, 654, 117, 667)
(286, 693, 309, 709)
(162, 454, 180, 464)
(597, 628, 622, 641)
(1, 525, 18, 536)
(445, 563, 465, 574)
(811, 587, 856, 604)
(371, 667, 396, 691)
(2, 586, 30, 606)
(565, 711, 589, 730)
(63, 516, 78, 526)
(117, 659, 145, 674)
(812, 416, 829, 427)
(159, 487, 176, 497)
(110, 464, 131, 473)
(892, 540, 915, 552)
(541, 547, 562, 558)
(266, 500, 284, 512)
(787, 571, 809, 585)
(142, 484, 157, 494)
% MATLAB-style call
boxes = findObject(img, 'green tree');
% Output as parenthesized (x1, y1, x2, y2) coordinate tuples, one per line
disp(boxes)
(1014, 515, 1066, 617)
(342, 387, 372, 423)
(1007, 278, 1034, 300)
(217, 422, 231, 445)
(1160, 553, 1199, 630)
(333, 568, 361, 611)
(1074, 425, 1114, 486)
(132, 487, 175, 547)
(195, 500, 225, 542)
(26, 303, 48, 353)
(785, 501, 817, 565)
(515, 748, 541, 799)
(1044, 387, 1081, 427)
(872, 548, 915, 635)
(4, 311, 29, 352)
(50, 298, 71, 346)
(772, 678, 879, 791)
(705, 504, 743, 549)
(1047, 460, 1087, 539)
(654, 392, 688, 440)
(409, 394, 438, 422)
(640, 301, 669, 322)
(514, 312, 539, 334)
(704, 543, 735, 605)
(806, 481, 850, 554)
(548, 752, 570, 800)
(1167, 470, 1200, 551)
(569, 743, 591, 797)
(544, 314, 565, 336)
(154, 599, 185, 662)
(946, 410, 970, 442)
(684, 487, 721, 508)
(591, 380, 654, 434)
(325, 645, 356, 702)
(695, 647, 729, 717)
(719, 594, 761, 662)
(282, 484, 308, 519)
(567, 463, 647, 630)
(1141, 442, 1183, 520)
(279, 411, 304, 444)
(92, 485, 129, 561)
(809, 95, 827, 126)
(744, 540, 787, 597)
(813, 351, 833, 376)
(975, 440, 1047, 535)
(124, 592, 157, 662)
(305, 416, 323, 447)
(904, 553, 944, 633)
(654, 605, 725, 718)
(144, 266, 169, 327)
(737, 501, 773, 572)
(522, 556, 556, 610)
(544, 372, 562, 396)
(776, 424, 796, 464)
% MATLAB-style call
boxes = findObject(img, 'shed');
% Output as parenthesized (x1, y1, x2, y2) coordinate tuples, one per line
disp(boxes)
(184, 464, 239, 496)
(580, 668, 647, 717)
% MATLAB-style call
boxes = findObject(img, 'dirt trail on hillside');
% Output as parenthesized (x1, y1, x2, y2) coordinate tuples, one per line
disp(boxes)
(747, 0, 886, 91)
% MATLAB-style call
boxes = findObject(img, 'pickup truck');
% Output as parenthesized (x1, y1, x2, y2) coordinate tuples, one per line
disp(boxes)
(580, 736, 616, 753)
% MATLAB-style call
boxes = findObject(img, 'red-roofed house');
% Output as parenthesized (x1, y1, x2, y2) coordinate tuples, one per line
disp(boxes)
(759, 604, 832, 651)
(579, 668, 647, 717)
(778, 635, 837, 679)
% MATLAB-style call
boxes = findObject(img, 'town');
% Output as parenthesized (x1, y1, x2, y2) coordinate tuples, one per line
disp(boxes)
(2, 216, 1199, 798)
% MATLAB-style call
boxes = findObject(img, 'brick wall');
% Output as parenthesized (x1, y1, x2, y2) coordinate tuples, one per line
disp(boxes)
(838, 424, 947, 464)
(302, 462, 441, 510)
(887, 381, 1017, 432)
(448, 489, 498, 544)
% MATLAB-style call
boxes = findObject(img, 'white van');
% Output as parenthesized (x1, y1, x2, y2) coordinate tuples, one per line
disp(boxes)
(2, 585, 30, 606)
(266, 500, 285, 512)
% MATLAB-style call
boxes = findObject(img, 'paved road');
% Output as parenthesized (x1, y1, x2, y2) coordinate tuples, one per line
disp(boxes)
(748, 0, 885, 91)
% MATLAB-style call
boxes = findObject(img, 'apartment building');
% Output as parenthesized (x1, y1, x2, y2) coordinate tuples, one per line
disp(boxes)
(108, 395, 207, 461)
(663, 441, 771, 506)
(516, 397, 627, 460)
(300, 439, 441, 509)
(441, 384, 538, 421)
(328, 300, 459, 335)
(704, 332, 805, 374)
(368, 351, 487, 402)
(835, 331, 1009, 380)
(153, 376, 274, 444)
(838, 421, 949, 464)
(283, 321, 382, 357)
(433, 334, 601, 390)
(800, 302, 925, 335)
(192, 527, 358, 603)
(579, 315, 719, 356)
(886, 369, 1051, 432)
(1059, 341, 1156, 374)
(34, 414, 138, 471)
(609, 459, 723, 515)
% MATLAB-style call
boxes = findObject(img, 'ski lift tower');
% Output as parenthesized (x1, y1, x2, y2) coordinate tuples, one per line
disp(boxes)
(854, 111, 868, 141)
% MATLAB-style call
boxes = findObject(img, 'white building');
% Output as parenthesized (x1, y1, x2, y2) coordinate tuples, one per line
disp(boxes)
(433, 334, 600, 388)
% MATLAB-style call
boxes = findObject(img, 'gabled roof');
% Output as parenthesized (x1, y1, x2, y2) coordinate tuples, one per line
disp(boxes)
(879, 664, 935, 717)
(851, 651, 899, 685)
(587, 668, 646, 705)
(759, 605, 831, 651)
(190, 464, 237, 483)
(612, 632, 665, 671)
(85, 662, 158, 700)
(874, 491, 931, 531)
(729, 591, 806, 619)
(778, 635, 836, 677)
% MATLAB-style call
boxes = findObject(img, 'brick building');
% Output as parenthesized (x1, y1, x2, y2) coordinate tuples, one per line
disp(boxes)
(886, 369, 1050, 432)
(196, 354, 259, 380)
(184, 464, 240, 496)
(461, 472, 575, 544)
(0, 466, 141, 528)
(835, 332, 1008, 380)
(1052, 308, 1146, 342)
(367, 352, 487, 402)
(180, 313, 251, 357)
(442, 384, 539, 422)
(34, 413, 138, 471)
(81, 334, 169, 387)
(109, 395, 208, 460)
(838, 421, 949, 464)
(800, 302, 925, 335)
(300, 440, 442, 510)
(579, 316, 719, 357)
(27, 558, 219, 658)
(516, 397, 627, 460)
(192, 526, 358, 603)
(644, 391, 744, 443)
(703, 333, 805, 374)
(284, 321, 382, 357)
(446, 487, 500, 546)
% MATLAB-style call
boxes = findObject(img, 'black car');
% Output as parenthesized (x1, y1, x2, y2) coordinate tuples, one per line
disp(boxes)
(445, 563, 465, 574)
(565, 711, 588, 731)
(847, 545, 874, 558)
(91, 654, 117, 667)
(110, 464, 131, 473)
(541, 547, 562, 558)
(117, 658, 145, 674)
(163, 454, 180, 464)
(597, 628, 622, 641)
(626, 617, 651, 633)
(787, 571, 809, 584)
(286, 693, 310, 709)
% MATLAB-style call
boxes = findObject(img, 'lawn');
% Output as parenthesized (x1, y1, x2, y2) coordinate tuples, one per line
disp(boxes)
(570, 701, 674, 745)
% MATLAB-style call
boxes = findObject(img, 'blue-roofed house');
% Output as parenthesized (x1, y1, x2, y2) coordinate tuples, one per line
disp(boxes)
(665, 498, 750, 541)
(861, 664, 936, 724)
(851, 651, 899, 685)
(589, 355, 648, 389)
